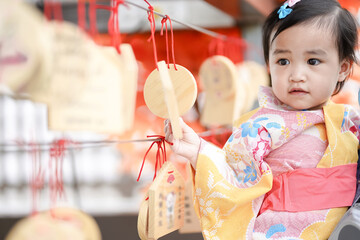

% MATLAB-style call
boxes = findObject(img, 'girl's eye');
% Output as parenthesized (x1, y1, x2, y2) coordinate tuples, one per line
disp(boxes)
(308, 59, 320, 65)
(278, 59, 289, 65)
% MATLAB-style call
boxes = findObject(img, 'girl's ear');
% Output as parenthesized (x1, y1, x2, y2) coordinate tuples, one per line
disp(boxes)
(338, 59, 352, 82)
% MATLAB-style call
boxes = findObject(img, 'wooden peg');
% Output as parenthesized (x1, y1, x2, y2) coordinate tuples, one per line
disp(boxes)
(158, 61, 182, 139)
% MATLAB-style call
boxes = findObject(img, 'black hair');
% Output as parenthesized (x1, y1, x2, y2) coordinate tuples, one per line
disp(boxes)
(262, 0, 359, 95)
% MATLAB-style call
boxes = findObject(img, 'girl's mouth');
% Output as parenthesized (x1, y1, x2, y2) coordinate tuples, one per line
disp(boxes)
(289, 88, 308, 95)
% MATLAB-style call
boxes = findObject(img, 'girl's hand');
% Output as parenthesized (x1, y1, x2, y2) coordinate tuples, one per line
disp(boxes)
(164, 118, 201, 168)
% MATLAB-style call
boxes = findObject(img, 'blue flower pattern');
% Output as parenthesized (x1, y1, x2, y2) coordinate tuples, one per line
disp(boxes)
(241, 117, 279, 138)
(241, 122, 261, 138)
(266, 122, 281, 129)
(266, 224, 286, 238)
(228, 133, 234, 142)
(241, 117, 267, 138)
(342, 110, 348, 127)
(238, 116, 278, 184)
(243, 162, 257, 183)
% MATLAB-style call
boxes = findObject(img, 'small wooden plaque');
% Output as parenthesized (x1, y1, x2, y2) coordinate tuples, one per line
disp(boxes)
(237, 61, 270, 114)
(138, 161, 185, 240)
(48, 35, 126, 134)
(102, 43, 138, 132)
(143, 63, 197, 119)
(199, 55, 240, 126)
(0, 1, 51, 95)
(179, 164, 201, 234)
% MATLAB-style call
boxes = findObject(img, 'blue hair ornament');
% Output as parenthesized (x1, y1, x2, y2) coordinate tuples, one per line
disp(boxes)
(277, 3, 293, 19)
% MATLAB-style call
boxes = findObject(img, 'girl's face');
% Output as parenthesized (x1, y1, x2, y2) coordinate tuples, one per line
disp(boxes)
(268, 23, 351, 110)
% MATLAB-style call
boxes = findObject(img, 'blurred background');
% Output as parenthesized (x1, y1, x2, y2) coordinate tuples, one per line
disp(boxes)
(0, 0, 359, 239)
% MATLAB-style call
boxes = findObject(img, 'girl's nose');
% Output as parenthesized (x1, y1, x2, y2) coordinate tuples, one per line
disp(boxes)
(289, 65, 306, 82)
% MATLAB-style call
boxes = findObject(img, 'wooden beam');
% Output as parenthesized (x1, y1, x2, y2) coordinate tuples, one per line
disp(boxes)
(204, 0, 241, 19)
(244, 0, 279, 16)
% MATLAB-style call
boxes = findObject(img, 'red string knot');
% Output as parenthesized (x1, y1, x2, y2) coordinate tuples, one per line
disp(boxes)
(137, 135, 172, 182)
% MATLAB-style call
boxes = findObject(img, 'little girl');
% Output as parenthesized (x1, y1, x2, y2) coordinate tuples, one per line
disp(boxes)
(165, 0, 360, 239)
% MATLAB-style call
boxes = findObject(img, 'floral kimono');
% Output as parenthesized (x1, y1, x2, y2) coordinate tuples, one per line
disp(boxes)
(193, 86, 360, 239)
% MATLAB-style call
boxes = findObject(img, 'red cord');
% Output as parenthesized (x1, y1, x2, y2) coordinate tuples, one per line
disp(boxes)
(48, 139, 78, 210)
(29, 141, 44, 216)
(216, 38, 224, 56)
(54, 1, 63, 21)
(208, 36, 247, 63)
(49, 139, 65, 209)
(89, 0, 98, 36)
(161, 17, 169, 68)
(77, 0, 86, 30)
(208, 38, 224, 57)
(96, 0, 126, 53)
(161, 15, 177, 70)
(144, 0, 159, 69)
(137, 135, 173, 182)
(44, 0, 63, 21)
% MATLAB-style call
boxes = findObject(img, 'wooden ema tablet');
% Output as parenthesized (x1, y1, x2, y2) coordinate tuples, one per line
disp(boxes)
(47, 207, 101, 240)
(236, 61, 270, 114)
(138, 161, 185, 240)
(48, 24, 127, 134)
(0, 1, 51, 95)
(5, 213, 64, 240)
(5, 207, 101, 240)
(119, 44, 138, 131)
(179, 163, 201, 234)
(138, 194, 150, 240)
(35, 21, 97, 105)
(102, 43, 138, 132)
(199, 55, 240, 126)
(143, 61, 197, 139)
(236, 62, 253, 116)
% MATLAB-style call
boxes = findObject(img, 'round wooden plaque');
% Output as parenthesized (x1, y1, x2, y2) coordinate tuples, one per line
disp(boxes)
(5, 207, 101, 240)
(143, 64, 197, 119)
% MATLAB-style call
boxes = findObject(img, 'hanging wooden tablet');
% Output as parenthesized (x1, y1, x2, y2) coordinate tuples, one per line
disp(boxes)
(31, 21, 99, 105)
(179, 163, 201, 234)
(138, 193, 150, 240)
(199, 55, 244, 126)
(143, 61, 197, 139)
(236, 62, 253, 115)
(48, 23, 126, 134)
(5, 213, 64, 240)
(138, 161, 185, 240)
(46, 207, 102, 240)
(5, 207, 101, 240)
(237, 61, 270, 114)
(102, 43, 138, 132)
(119, 44, 138, 131)
(0, 1, 51, 95)
(246, 60, 270, 93)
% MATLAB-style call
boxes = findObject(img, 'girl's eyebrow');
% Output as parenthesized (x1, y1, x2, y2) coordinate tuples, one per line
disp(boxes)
(272, 49, 327, 55)
(306, 49, 327, 55)
(272, 49, 291, 55)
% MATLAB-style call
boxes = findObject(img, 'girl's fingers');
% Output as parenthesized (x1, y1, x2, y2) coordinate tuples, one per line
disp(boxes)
(167, 121, 172, 133)
(164, 119, 173, 142)
(166, 130, 174, 144)
(165, 127, 171, 140)
(179, 117, 195, 135)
